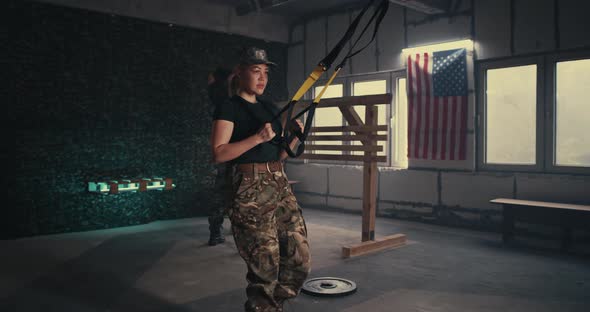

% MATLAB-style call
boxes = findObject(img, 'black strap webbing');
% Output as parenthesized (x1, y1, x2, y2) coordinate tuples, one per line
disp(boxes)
(276, 0, 390, 158)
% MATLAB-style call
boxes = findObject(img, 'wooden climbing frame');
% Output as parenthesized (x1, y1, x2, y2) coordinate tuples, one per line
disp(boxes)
(297, 93, 407, 258)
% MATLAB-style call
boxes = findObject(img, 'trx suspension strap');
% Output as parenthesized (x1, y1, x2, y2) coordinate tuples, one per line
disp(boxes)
(273, 0, 390, 157)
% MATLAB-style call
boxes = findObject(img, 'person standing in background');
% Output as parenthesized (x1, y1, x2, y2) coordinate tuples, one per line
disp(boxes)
(206, 67, 236, 246)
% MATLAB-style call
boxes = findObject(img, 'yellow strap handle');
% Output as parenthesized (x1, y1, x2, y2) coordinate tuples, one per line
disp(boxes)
(287, 64, 341, 116)
(314, 67, 341, 103)
(290, 65, 326, 102)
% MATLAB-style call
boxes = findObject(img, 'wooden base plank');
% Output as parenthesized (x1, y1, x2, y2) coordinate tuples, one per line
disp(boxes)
(341, 234, 407, 258)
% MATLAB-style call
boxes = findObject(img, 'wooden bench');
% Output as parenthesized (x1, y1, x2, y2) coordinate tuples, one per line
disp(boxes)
(490, 198, 590, 250)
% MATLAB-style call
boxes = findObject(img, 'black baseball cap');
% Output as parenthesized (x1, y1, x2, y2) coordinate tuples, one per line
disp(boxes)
(239, 47, 277, 67)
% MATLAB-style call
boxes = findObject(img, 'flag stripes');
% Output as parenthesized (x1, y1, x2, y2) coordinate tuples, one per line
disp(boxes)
(406, 49, 468, 160)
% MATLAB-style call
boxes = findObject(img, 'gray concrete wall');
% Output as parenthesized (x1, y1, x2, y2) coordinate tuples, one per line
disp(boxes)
(33, 0, 290, 43)
(286, 162, 590, 233)
(288, 0, 590, 92)
(284, 0, 590, 239)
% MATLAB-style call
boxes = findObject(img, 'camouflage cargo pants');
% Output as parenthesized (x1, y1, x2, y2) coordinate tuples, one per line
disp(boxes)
(228, 163, 311, 312)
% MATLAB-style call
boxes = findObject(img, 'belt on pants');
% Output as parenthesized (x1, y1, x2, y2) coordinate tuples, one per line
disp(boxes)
(235, 161, 284, 179)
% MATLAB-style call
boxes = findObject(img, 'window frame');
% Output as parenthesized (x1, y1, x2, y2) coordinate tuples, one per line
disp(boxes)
(545, 50, 590, 175)
(476, 56, 546, 173)
(477, 50, 590, 175)
(390, 70, 408, 168)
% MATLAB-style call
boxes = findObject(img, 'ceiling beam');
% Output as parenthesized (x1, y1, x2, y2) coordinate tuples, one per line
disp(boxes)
(388, 0, 450, 14)
(235, 0, 295, 16)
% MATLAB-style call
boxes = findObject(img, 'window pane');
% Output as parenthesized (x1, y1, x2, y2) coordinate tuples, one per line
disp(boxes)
(315, 84, 343, 99)
(555, 59, 590, 167)
(353, 80, 387, 96)
(395, 78, 408, 168)
(352, 80, 387, 156)
(485, 65, 537, 165)
(313, 84, 343, 155)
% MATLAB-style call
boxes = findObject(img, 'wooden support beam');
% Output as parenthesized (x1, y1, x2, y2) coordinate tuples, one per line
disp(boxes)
(310, 125, 388, 133)
(306, 145, 383, 152)
(306, 134, 387, 141)
(342, 234, 407, 258)
(339, 105, 365, 127)
(299, 94, 392, 108)
(362, 105, 378, 242)
(299, 154, 387, 162)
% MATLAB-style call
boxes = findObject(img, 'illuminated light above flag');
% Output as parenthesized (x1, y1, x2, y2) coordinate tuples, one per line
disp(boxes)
(402, 39, 473, 56)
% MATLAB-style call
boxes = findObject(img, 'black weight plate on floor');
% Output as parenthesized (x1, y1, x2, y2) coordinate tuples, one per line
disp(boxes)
(301, 277, 357, 297)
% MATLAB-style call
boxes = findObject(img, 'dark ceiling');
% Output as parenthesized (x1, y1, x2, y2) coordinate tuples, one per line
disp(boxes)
(211, 0, 375, 19)
(210, 0, 454, 21)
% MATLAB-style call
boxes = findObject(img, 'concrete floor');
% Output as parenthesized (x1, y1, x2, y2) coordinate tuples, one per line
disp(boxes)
(1, 208, 589, 312)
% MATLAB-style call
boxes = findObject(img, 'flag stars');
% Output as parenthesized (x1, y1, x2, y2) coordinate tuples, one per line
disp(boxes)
(432, 48, 468, 97)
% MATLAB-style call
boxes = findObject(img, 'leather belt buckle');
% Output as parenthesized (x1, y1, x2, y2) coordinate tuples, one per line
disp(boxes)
(267, 161, 281, 173)
(269, 161, 284, 176)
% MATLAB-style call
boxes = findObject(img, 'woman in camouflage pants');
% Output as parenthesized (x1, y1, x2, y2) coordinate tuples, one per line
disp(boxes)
(210, 47, 311, 312)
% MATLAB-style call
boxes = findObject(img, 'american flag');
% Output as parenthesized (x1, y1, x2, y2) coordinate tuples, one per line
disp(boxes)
(406, 48, 468, 160)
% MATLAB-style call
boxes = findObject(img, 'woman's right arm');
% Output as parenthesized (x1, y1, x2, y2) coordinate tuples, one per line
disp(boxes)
(210, 120, 275, 164)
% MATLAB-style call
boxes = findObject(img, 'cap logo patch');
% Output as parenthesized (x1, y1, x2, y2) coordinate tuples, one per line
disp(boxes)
(255, 50, 266, 60)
